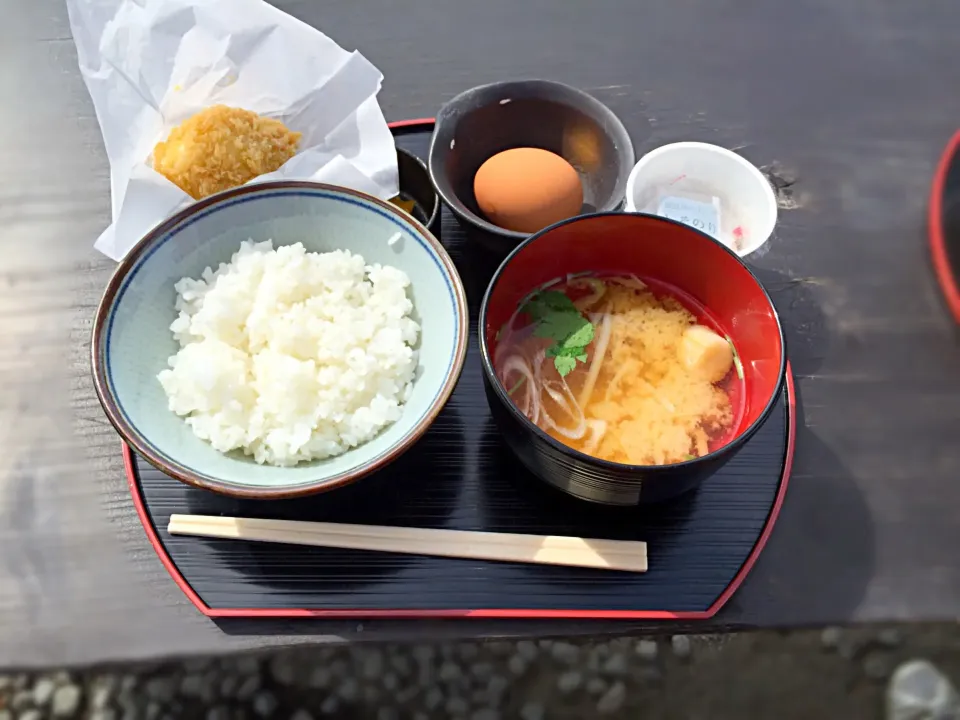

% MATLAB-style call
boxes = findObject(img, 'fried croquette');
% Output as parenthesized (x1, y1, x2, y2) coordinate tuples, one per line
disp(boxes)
(152, 106, 302, 200)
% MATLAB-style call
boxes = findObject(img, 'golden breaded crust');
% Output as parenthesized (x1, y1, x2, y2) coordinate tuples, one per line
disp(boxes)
(153, 106, 302, 200)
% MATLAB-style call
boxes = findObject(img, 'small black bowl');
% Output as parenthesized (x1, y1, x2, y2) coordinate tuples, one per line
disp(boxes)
(396, 147, 440, 233)
(428, 79, 635, 254)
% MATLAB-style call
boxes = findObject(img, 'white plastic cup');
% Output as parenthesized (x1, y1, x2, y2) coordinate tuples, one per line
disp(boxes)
(624, 142, 778, 257)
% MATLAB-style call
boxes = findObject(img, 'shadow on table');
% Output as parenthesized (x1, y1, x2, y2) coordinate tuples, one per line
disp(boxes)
(717, 267, 875, 626)
(184, 406, 467, 597)
(473, 417, 696, 537)
(454, 236, 509, 313)
(473, 418, 700, 595)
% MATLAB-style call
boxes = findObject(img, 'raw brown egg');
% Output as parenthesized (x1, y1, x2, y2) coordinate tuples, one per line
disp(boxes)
(473, 147, 583, 233)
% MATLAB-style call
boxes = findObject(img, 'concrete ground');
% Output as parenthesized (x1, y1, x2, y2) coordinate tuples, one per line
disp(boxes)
(0, 624, 958, 719)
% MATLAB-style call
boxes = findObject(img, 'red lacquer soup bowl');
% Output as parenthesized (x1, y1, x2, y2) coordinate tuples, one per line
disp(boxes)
(478, 212, 786, 504)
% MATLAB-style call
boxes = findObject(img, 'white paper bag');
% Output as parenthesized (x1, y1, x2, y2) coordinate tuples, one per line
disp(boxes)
(66, 0, 400, 261)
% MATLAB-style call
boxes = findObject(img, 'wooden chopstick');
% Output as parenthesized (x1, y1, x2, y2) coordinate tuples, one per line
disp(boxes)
(167, 514, 647, 573)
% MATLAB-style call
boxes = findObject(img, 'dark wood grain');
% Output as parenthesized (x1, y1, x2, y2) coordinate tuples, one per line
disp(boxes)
(2, 0, 960, 667)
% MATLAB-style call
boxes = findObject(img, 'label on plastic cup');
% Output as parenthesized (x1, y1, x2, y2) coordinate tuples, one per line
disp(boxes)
(657, 195, 722, 240)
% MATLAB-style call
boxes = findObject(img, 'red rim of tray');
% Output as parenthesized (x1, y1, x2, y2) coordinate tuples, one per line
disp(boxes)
(121, 118, 796, 620)
(929, 129, 960, 324)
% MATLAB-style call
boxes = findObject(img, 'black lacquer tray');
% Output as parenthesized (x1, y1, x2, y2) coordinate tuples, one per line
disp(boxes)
(125, 120, 796, 620)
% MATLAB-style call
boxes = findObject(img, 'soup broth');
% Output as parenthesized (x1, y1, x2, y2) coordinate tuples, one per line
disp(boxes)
(493, 273, 744, 465)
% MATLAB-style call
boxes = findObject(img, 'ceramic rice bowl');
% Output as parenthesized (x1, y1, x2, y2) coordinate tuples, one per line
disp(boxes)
(92, 181, 468, 498)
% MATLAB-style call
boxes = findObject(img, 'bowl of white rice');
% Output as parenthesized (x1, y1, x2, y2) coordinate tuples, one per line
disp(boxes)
(92, 181, 468, 498)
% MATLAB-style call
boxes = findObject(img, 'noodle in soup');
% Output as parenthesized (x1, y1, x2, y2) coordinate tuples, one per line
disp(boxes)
(493, 273, 743, 465)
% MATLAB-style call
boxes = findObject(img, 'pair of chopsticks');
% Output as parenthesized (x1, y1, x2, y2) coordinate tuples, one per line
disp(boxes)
(168, 515, 647, 573)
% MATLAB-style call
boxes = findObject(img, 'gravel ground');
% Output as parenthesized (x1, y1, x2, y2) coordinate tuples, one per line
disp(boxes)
(1, 624, 958, 719)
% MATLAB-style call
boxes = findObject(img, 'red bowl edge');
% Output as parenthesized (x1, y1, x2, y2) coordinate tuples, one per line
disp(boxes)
(479, 212, 786, 467)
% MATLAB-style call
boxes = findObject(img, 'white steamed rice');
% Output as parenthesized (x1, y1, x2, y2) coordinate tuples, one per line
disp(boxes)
(157, 240, 420, 466)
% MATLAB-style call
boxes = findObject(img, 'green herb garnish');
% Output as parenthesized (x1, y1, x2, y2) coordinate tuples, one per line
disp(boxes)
(726, 334, 744, 380)
(521, 290, 595, 377)
(683, 454, 695, 461)
(507, 376, 526, 396)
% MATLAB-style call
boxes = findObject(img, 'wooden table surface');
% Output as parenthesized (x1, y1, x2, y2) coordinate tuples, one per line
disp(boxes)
(3, 0, 960, 668)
